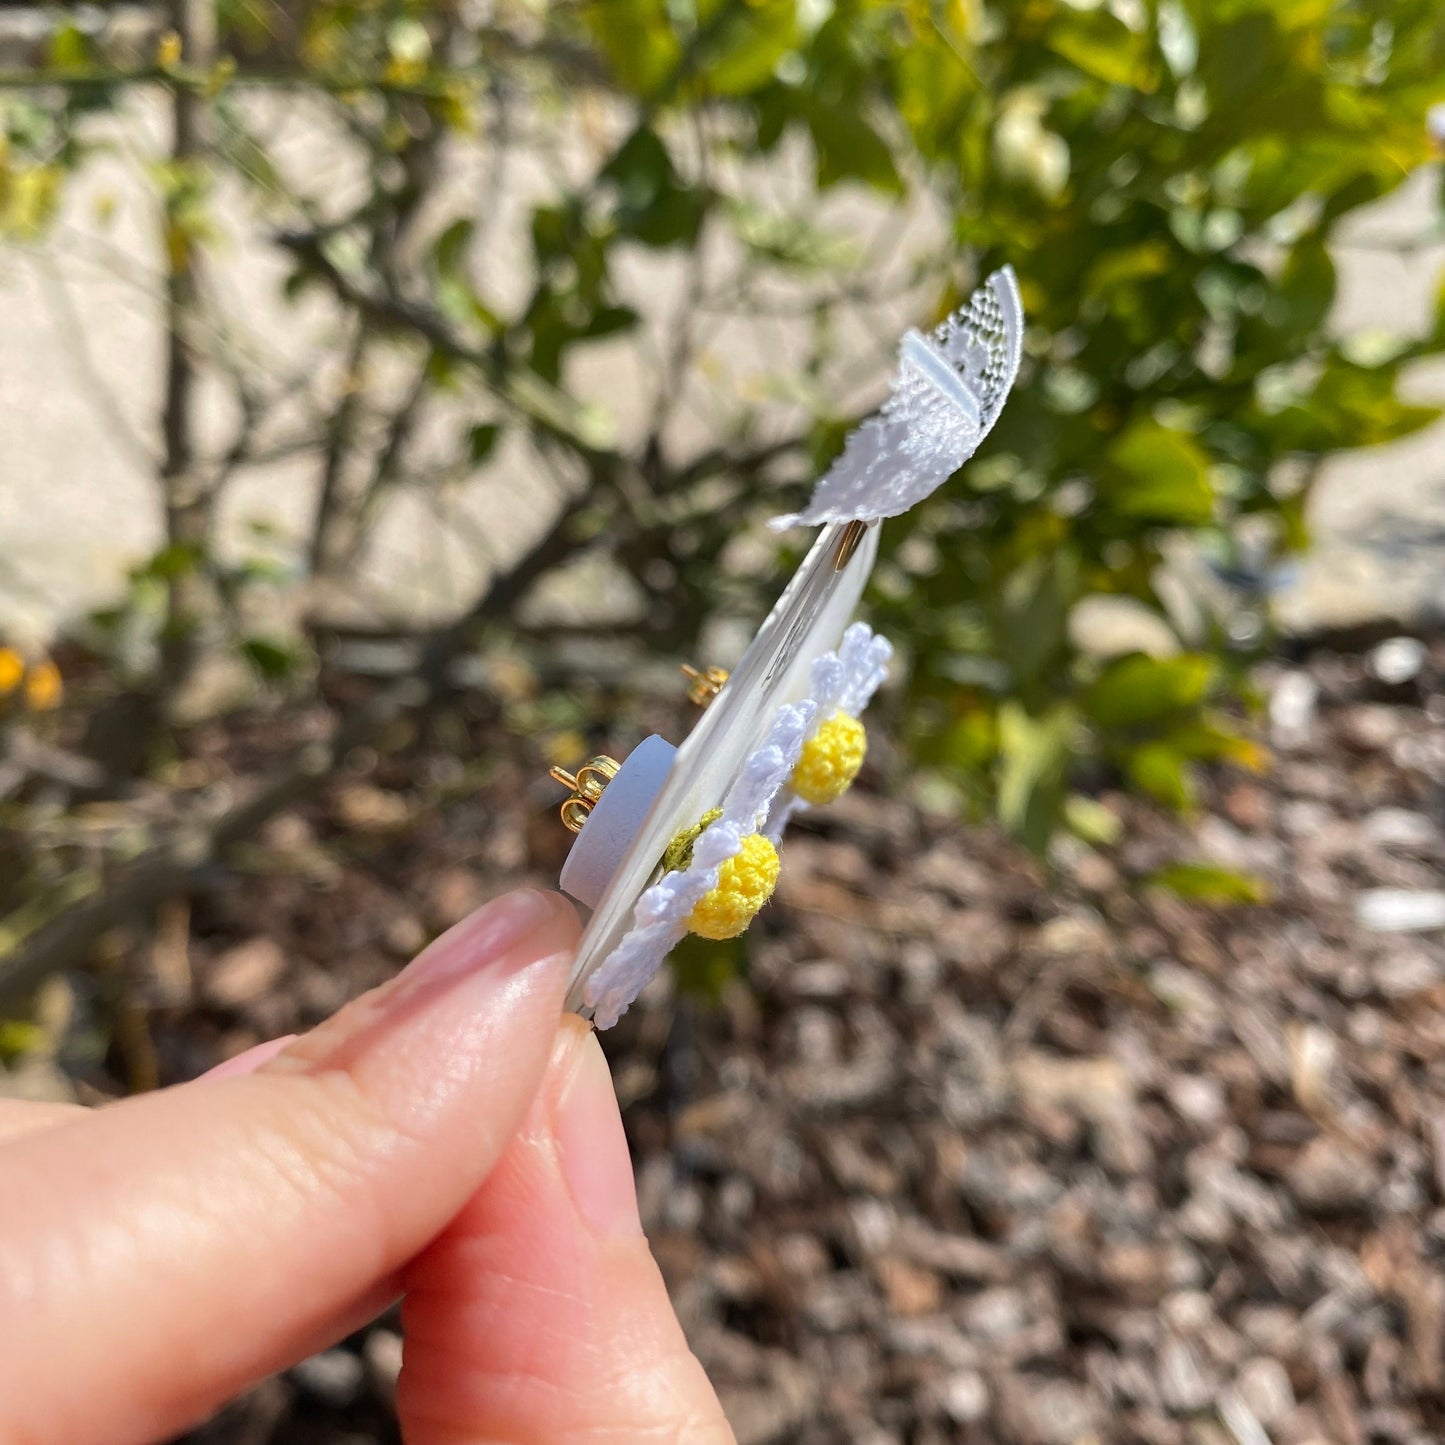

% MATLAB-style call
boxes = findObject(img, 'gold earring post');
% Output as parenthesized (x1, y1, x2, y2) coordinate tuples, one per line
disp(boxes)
(681, 664, 729, 707)
(832, 518, 868, 572)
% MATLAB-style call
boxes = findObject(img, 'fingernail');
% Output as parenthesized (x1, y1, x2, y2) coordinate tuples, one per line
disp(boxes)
(396, 888, 565, 996)
(554, 1033, 643, 1238)
(200, 1035, 297, 1082)
(267, 889, 576, 1080)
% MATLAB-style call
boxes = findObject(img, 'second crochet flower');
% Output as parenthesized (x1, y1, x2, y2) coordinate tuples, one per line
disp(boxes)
(790, 712, 866, 805)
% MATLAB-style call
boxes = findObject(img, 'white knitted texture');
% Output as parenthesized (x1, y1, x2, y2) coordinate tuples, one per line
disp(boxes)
(583, 700, 814, 1029)
(770, 267, 1023, 529)
(583, 622, 892, 1029)
(766, 623, 893, 843)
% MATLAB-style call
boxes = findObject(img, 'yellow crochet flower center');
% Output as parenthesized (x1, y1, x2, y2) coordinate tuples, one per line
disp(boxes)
(790, 712, 866, 806)
(687, 832, 780, 941)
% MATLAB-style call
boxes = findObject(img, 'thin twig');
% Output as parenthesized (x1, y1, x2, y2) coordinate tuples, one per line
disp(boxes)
(0, 487, 605, 1003)
(275, 226, 620, 466)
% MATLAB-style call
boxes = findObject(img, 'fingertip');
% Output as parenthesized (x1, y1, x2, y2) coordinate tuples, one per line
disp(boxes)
(551, 1027, 642, 1239)
(198, 1035, 298, 1082)
(398, 1017, 734, 1445)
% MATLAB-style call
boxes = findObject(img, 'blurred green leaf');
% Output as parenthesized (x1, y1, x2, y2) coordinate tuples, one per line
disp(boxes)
(1046, 11, 1158, 89)
(1086, 239, 1173, 296)
(604, 125, 709, 247)
(139, 542, 205, 582)
(1126, 741, 1196, 810)
(48, 23, 89, 71)
(581, 304, 641, 339)
(997, 703, 1074, 854)
(938, 706, 999, 774)
(583, 0, 680, 95)
(728, 201, 861, 270)
(701, 0, 798, 95)
(994, 550, 1075, 694)
(1102, 421, 1215, 525)
(1147, 861, 1269, 904)
(466, 423, 501, 465)
(806, 105, 903, 194)
(1085, 653, 1217, 730)
(670, 932, 745, 1002)
(433, 217, 473, 274)
(1167, 714, 1268, 769)
(240, 636, 302, 681)
(1274, 237, 1335, 333)
(0, 1019, 45, 1062)
(1064, 794, 1123, 847)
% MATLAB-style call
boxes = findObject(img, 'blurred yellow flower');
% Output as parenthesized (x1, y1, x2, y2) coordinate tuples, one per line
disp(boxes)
(156, 29, 183, 68)
(0, 649, 63, 710)
(545, 730, 588, 768)
(24, 659, 62, 711)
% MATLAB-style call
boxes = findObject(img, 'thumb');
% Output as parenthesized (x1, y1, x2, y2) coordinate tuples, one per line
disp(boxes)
(400, 1017, 736, 1444)
(0, 887, 578, 1445)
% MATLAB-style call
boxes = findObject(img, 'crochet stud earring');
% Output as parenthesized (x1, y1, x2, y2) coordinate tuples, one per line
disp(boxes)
(548, 267, 1025, 1028)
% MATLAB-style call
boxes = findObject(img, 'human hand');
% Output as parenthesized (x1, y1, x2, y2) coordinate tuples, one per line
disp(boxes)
(0, 888, 734, 1445)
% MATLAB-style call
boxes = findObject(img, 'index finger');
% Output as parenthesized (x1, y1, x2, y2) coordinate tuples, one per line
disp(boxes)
(0, 1100, 83, 1145)
(0, 889, 578, 1445)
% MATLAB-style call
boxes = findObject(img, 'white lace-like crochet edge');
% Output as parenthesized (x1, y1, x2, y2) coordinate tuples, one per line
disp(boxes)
(766, 623, 893, 844)
(770, 266, 1023, 530)
(583, 621, 892, 1030)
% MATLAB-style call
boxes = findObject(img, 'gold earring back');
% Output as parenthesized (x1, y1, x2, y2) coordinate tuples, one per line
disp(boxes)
(549, 756, 620, 833)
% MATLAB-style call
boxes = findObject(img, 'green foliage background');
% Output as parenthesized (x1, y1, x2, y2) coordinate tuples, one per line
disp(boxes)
(2, 0, 1444, 971)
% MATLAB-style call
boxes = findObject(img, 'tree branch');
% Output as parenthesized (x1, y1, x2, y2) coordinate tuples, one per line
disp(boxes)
(273, 228, 619, 468)
(155, 0, 218, 708)
(0, 489, 606, 1004)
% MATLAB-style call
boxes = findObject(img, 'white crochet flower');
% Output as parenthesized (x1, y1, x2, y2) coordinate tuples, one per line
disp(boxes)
(767, 623, 893, 843)
(583, 623, 891, 1029)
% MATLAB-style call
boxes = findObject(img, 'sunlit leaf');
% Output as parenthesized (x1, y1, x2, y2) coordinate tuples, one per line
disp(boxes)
(1046, 11, 1158, 89)
(997, 703, 1074, 853)
(1085, 653, 1218, 730)
(49, 23, 89, 71)
(1064, 794, 1123, 846)
(1147, 861, 1269, 904)
(1126, 741, 1196, 810)
(1101, 421, 1215, 525)
(701, 0, 798, 95)
(582, 0, 680, 95)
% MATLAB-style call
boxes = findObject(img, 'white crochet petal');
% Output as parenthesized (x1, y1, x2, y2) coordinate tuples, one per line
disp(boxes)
(583, 630, 895, 1029)
(766, 793, 809, 845)
(841, 630, 893, 716)
(809, 652, 847, 719)
(692, 817, 746, 870)
(583, 701, 813, 1028)
(770, 267, 1023, 529)
(765, 622, 892, 844)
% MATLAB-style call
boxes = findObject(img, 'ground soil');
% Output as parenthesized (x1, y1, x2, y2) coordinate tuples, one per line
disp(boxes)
(51, 640, 1443, 1445)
